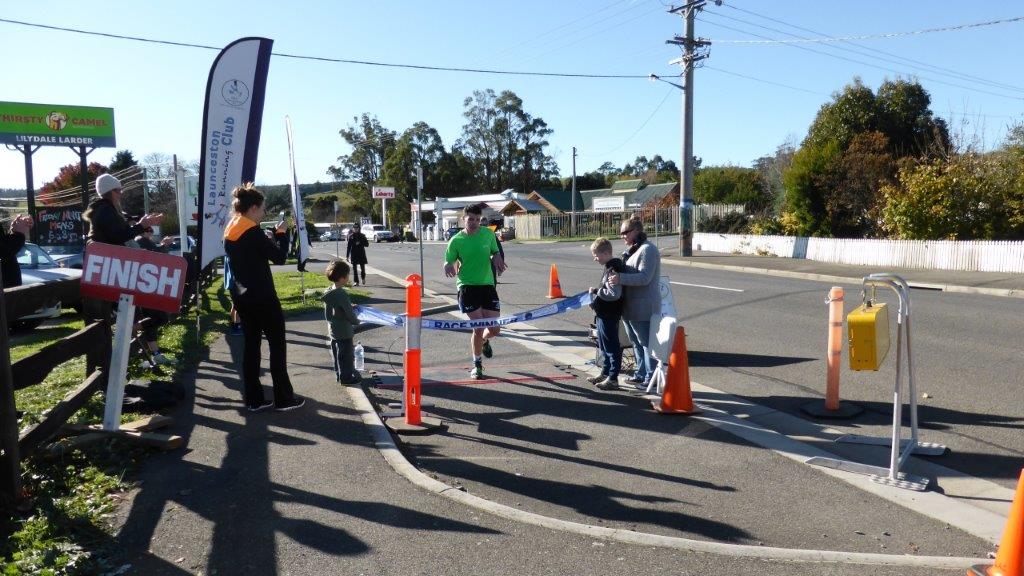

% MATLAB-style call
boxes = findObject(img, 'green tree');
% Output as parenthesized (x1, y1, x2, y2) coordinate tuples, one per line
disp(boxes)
(328, 114, 397, 219)
(109, 150, 138, 173)
(382, 122, 446, 223)
(783, 77, 947, 236)
(693, 166, 766, 211)
(457, 89, 557, 193)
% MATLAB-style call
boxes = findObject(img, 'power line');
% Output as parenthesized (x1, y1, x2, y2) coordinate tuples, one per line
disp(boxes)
(0, 17, 646, 80)
(712, 14, 1024, 44)
(484, 0, 633, 62)
(581, 86, 676, 158)
(712, 4, 1024, 94)
(696, 13, 1024, 102)
(703, 65, 826, 96)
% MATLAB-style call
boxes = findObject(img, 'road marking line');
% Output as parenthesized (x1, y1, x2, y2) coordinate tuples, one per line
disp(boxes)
(670, 281, 744, 292)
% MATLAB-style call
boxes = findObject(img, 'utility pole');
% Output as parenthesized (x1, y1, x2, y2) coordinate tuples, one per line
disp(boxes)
(667, 1, 715, 257)
(571, 146, 577, 237)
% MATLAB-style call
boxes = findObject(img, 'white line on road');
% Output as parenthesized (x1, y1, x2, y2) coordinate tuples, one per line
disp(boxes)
(670, 281, 745, 292)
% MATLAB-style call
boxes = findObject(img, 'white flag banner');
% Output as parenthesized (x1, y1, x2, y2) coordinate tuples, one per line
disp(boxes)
(197, 37, 273, 269)
(285, 116, 310, 268)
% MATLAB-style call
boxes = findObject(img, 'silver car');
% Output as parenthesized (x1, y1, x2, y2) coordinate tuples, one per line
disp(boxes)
(14, 243, 82, 330)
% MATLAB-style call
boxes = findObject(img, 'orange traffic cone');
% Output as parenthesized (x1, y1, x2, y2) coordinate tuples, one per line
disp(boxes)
(969, 469, 1024, 576)
(653, 326, 701, 415)
(546, 264, 565, 299)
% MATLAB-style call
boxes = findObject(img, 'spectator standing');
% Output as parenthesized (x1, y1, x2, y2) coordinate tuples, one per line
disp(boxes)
(609, 216, 661, 390)
(321, 260, 361, 384)
(223, 183, 303, 412)
(82, 173, 162, 322)
(133, 226, 176, 365)
(587, 237, 626, 390)
(0, 214, 34, 288)
(346, 228, 369, 286)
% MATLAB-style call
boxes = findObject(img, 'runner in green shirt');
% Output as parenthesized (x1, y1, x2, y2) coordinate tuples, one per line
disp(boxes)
(444, 203, 508, 379)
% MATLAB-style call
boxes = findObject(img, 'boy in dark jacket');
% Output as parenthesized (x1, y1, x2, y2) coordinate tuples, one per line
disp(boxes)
(223, 183, 303, 412)
(587, 237, 626, 390)
(321, 259, 361, 384)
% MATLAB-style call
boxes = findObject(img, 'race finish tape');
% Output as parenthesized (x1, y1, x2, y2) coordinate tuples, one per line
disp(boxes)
(356, 291, 593, 330)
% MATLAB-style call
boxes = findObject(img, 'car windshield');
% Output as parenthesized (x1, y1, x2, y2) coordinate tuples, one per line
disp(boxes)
(371, 225, 386, 231)
(17, 244, 58, 269)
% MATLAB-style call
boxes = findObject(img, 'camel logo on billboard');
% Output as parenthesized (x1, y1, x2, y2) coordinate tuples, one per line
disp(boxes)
(0, 101, 115, 147)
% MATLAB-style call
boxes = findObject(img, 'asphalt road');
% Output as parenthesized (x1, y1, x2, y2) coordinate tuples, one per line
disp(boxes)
(305, 238, 1024, 489)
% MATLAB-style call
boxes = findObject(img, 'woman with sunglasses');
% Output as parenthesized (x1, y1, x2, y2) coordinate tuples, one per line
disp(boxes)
(609, 216, 661, 390)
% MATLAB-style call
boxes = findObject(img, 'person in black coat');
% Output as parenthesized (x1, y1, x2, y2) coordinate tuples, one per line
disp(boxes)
(346, 229, 369, 286)
(223, 183, 302, 412)
(83, 174, 163, 246)
(0, 214, 34, 288)
(81, 173, 163, 322)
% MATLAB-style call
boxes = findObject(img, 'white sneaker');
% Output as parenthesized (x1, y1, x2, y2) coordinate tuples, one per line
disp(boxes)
(153, 353, 175, 366)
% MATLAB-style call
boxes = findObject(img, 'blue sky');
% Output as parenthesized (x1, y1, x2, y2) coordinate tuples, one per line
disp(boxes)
(1, 0, 1022, 192)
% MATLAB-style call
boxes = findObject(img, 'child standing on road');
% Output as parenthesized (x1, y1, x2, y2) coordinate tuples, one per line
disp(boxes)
(321, 260, 362, 384)
(588, 237, 626, 390)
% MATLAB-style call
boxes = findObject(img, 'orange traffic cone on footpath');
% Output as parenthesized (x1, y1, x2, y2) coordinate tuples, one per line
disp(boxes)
(547, 264, 565, 299)
(969, 469, 1024, 576)
(653, 326, 701, 415)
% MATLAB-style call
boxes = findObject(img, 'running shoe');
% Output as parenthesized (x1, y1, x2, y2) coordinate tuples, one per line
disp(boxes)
(246, 401, 274, 413)
(275, 397, 306, 412)
(469, 364, 485, 380)
(596, 376, 620, 390)
(482, 339, 493, 358)
(587, 374, 608, 384)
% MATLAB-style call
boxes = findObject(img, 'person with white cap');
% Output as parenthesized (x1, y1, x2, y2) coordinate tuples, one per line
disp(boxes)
(82, 173, 163, 246)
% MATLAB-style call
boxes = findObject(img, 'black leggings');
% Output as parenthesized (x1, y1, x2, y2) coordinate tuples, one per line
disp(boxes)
(352, 263, 366, 284)
(234, 297, 295, 406)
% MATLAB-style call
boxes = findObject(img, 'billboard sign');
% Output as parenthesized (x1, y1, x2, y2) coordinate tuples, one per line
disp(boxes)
(0, 101, 115, 147)
(593, 196, 625, 212)
(372, 186, 396, 199)
(81, 243, 187, 313)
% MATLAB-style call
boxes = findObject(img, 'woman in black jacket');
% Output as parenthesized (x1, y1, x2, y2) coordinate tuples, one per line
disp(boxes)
(83, 174, 162, 246)
(0, 214, 33, 288)
(222, 183, 302, 412)
(345, 229, 369, 286)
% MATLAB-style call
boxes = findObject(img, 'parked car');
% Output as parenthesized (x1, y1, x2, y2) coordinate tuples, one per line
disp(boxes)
(361, 224, 393, 243)
(320, 227, 354, 242)
(48, 244, 84, 269)
(444, 226, 463, 241)
(13, 243, 82, 330)
(164, 235, 196, 254)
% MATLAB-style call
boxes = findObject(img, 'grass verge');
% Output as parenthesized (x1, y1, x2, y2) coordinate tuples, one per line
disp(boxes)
(2, 270, 364, 575)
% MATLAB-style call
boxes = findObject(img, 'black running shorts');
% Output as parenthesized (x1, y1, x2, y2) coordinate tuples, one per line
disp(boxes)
(458, 285, 501, 314)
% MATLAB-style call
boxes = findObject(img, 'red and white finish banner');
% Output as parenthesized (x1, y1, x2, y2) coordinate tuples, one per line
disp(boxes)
(81, 243, 188, 313)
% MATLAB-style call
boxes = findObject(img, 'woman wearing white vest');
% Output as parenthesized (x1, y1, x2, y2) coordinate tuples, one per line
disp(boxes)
(609, 216, 661, 390)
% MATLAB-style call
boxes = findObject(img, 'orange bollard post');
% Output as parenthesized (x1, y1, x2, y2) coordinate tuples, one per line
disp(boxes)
(969, 469, 1024, 576)
(405, 274, 422, 426)
(547, 264, 565, 299)
(825, 286, 843, 410)
(652, 326, 701, 415)
(801, 286, 863, 419)
(383, 274, 441, 435)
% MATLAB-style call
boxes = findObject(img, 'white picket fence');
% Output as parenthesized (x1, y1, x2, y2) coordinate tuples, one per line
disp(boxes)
(692, 233, 1024, 273)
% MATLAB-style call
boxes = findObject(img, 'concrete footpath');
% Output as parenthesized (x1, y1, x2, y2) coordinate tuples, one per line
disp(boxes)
(103, 264, 1016, 575)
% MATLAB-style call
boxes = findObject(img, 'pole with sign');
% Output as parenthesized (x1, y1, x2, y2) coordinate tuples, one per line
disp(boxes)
(372, 186, 395, 229)
(80, 244, 187, 430)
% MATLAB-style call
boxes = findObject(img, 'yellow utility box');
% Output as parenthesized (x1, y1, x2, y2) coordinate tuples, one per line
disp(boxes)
(847, 303, 890, 371)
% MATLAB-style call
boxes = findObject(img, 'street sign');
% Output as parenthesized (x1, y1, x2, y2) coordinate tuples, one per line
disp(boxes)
(80, 243, 188, 313)
(372, 186, 396, 199)
(0, 101, 116, 147)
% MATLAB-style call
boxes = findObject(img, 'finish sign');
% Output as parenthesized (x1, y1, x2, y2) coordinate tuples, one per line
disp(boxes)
(80, 243, 188, 313)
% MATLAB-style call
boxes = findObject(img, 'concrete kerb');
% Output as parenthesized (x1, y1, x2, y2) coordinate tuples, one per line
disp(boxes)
(349, 264, 992, 569)
(660, 258, 1023, 299)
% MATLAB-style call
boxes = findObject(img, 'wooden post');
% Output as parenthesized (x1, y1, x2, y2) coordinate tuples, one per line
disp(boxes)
(0, 279, 22, 506)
